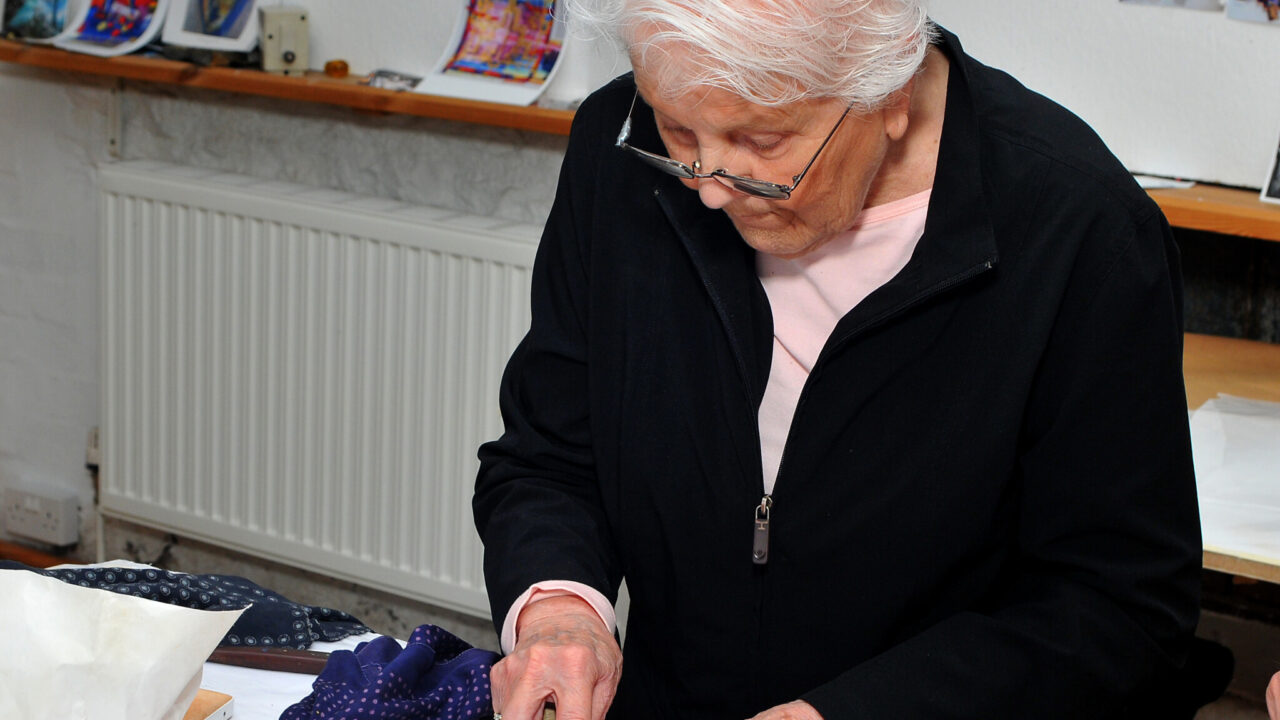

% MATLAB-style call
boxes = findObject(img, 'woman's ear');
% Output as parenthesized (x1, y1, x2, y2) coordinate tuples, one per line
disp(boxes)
(882, 78, 916, 142)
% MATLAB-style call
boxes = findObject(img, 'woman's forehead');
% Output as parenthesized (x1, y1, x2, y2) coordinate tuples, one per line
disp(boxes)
(636, 72, 827, 132)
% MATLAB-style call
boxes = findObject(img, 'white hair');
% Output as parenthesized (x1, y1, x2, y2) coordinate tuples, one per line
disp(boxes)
(558, 0, 934, 110)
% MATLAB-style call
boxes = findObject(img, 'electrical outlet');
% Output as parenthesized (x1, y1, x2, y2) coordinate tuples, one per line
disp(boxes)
(86, 427, 101, 469)
(2, 486, 79, 546)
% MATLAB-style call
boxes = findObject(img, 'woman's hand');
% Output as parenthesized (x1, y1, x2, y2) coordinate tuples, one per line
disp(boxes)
(490, 595, 623, 720)
(748, 700, 824, 720)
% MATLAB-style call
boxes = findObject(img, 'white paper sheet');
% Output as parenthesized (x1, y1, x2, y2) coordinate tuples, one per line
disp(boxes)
(0, 570, 245, 720)
(1190, 395, 1280, 565)
(198, 632, 387, 720)
(1133, 174, 1196, 190)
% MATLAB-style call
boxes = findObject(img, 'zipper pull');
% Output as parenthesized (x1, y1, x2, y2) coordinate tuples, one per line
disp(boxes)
(752, 495, 773, 565)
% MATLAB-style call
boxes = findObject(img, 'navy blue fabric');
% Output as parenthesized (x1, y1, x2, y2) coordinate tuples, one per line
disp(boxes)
(280, 624, 500, 720)
(0, 561, 370, 648)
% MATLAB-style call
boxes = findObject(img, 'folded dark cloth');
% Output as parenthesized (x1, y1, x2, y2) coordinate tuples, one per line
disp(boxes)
(280, 624, 500, 720)
(0, 561, 370, 649)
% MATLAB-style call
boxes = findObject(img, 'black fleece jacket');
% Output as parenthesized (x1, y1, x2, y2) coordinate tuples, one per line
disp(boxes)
(474, 27, 1201, 720)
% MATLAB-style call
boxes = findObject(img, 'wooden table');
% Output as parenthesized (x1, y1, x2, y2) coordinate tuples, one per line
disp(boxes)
(1183, 333, 1280, 583)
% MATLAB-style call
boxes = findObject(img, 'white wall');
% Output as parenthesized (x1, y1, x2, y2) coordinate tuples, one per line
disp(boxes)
(0, 9, 578, 550)
(928, 0, 1280, 188)
(3, 0, 1276, 548)
(267, 0, 1280, 186)
(258, 0, 629, 107)
(0, 67, 113, 538)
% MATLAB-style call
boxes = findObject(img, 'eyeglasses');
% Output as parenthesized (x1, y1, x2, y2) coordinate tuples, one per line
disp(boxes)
(614, 89, 853, 200)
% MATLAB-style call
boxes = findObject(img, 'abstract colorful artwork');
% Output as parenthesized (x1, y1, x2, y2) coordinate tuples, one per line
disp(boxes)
(74, 0, 159, 44)
(199, 0, 250, 36)
(444, 0, 561, 85)
(3, 0, 69, 38)
(1252, 0, 1279, 18)
(1226, 0, 1280, 20)
(1118, 0, 1222, 10)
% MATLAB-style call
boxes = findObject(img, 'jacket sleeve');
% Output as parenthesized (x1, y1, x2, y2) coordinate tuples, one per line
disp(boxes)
(472, 94, 624, 639)
(802, 209, 1202, 718)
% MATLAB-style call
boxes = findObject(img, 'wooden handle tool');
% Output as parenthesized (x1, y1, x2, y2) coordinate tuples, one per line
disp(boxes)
(207, 645, 332, 674)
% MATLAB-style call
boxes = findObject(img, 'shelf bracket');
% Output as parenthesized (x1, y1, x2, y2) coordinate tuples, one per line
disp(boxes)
(106, 79, 123, 159)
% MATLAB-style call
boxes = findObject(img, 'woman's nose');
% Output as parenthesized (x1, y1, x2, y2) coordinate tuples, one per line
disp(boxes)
(686, 154, 739, 209)
(694, 175, 735, 209)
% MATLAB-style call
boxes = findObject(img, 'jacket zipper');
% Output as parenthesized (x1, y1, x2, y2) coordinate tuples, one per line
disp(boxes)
(753, 257, 997, 566)
(751, 494, 772, 564)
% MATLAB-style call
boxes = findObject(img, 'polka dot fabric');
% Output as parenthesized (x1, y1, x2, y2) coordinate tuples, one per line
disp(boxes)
(0, 561, 370, 649)
(280, 624, 500, 720)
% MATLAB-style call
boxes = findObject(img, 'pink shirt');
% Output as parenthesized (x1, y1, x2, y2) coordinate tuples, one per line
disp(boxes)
(501, 189, 932, 651)
(756, 189, 931, 492)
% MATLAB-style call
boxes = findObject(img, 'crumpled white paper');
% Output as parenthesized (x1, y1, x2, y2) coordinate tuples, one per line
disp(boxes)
(1190, 394, 1280, 562)
(0, 568, 245, 720)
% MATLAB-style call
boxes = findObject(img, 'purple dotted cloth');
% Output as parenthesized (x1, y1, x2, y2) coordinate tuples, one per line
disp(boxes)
(280, 624, 500, 720)
(0, 561, 369, 649)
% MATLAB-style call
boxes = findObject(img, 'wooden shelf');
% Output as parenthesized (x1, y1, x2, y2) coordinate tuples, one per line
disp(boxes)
(1148, 184, 1280, 243)
(1184, 332, 1280, 409)
(0, 39, 574, 136)
(0, 539, 70, 568)
(1183, 334, 1280, 584)
(1204, 550, 1280, 585)
(7, 38, 1280, 231)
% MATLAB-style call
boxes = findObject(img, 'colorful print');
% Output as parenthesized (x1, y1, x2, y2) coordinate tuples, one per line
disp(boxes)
(199, 0, 251, 36)
(445, 0, 562, 84)
(1225, 0, 1280, 21)
(3, 0, 69, 38)
(75, 0, 160, 44)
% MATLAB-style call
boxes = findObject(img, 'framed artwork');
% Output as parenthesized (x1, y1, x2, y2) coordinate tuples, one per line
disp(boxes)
(54, 0, 170, 56)
(2, 0, 71, 40)
(1262, 131, 1280, 205)
(1119, 0, 1223, 9)
(1226, 0, 1280, 22)
(161, 0, 258, 52)
(416, 0, 568, 106)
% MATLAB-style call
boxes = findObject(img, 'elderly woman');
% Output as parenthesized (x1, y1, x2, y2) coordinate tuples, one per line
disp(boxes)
(473, 1, 1201, 719)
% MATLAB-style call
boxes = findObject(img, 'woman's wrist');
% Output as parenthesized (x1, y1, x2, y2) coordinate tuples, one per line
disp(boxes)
(515, 593, 610, 642)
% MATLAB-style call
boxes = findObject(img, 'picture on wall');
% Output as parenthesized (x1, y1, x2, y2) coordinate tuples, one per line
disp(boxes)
(443, 0, 561, 83)
(54, 0, 169, 56)
(161, 0, 257, 52)
(1118, 0, 1223, 9)
(197, 0, 250, 36)
(74, 0, 160, 43)
(2, 0, 70, 39)
(1263, 132, 1280, 205)
(1226, 0, 1280, 22)
(415, 0, 569, 106)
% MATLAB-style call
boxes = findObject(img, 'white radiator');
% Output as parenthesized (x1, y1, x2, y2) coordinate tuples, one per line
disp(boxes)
(98, 161, 538, 618)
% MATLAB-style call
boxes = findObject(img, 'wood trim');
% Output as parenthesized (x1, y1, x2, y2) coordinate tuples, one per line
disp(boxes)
(0, 39, 575, 135)
(0, 539, 70, 568)
(1204, 550, 1280, 585)
(1148, 184, 1280, 243)
(9, 42, 1280, 228)
(1183, 332, 1280, 409)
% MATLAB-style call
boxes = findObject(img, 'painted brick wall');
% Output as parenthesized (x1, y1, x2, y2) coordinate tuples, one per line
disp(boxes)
(0, 66, 112, 546)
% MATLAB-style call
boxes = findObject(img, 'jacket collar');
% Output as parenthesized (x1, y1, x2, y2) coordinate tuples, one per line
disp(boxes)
(650, 24, 999, 386)
(825, 25, 999, 349)
(656, 186, 774, 404)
